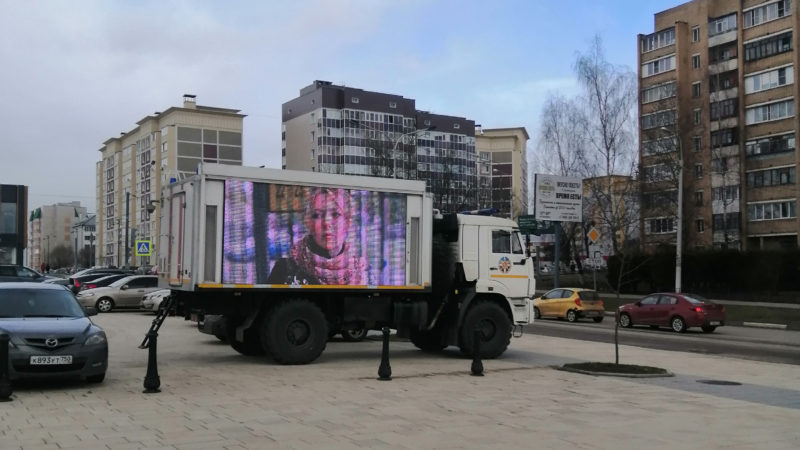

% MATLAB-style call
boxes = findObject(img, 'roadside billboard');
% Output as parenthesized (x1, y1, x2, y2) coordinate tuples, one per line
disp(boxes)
(533, 174, 583, 223)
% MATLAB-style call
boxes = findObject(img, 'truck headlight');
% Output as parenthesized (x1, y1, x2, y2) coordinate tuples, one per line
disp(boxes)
(84, 332, 107, 346)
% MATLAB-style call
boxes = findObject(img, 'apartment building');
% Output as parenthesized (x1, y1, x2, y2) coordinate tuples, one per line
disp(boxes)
(0, 184, 27, 265)
(474, 127, 530, 219)
(282, 81, 479, 212)
(96, 95, 245, 267)
(28, 202, 87, 269)
(639, 0, 798, 251)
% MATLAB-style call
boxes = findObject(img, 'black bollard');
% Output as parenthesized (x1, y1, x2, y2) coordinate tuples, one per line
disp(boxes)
(470, 328, 484, 376)
(142, 330, 161, 393)
(0, 334, 12, 401)
(377, 326, 392, 381)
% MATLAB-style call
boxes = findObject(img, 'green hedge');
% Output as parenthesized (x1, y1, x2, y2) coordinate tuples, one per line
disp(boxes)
(606, 250, 800, 300)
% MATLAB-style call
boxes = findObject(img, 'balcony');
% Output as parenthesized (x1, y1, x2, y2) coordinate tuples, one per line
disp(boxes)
(709, 30, 737, 47)
(710, 117, 738, 131)
(709, 58, 737, 75)
(710, 87, 737, 103)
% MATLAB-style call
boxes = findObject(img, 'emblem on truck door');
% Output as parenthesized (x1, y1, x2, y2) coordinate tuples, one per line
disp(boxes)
(498, 256, 511, 273)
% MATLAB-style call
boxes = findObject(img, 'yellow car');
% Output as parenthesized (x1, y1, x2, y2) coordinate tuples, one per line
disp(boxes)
(534, 288, 606, 323)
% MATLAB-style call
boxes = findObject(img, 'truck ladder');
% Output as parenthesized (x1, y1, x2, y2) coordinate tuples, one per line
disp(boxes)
(139, 295, 175, 349)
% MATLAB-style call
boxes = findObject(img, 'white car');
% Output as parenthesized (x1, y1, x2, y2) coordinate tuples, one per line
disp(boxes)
(140, 289, 170, 312)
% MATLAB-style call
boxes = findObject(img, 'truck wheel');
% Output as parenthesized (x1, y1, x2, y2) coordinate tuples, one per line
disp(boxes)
(226, 316, 265, 356)
(409, 327, 447, 352)
(341, 328, 368, 342)
(261, 300, 328, 365)
(458, 300, 511, 359)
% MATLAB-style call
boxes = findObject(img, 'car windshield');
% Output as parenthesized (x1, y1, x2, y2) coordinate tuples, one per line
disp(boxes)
(578, 291, 600, 301)
(88, 274, 119, 284)
(0, 289, 86, 318)
(683, 294, 707, 305)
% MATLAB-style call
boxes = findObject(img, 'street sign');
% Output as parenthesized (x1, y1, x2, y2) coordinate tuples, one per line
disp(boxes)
(518, 215, 554, 236)
(587, 227, 600, 244)
(135, 240, 152, 256)
(534, 174, 583, 222)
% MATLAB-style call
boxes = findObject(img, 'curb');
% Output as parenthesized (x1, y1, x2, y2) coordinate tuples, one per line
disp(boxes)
(555, 365, 674, 378)
(741, 322, 788, 330)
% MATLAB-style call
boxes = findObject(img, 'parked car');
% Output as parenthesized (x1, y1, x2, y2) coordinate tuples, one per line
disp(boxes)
(78, 274, 130, 291)
(534, 288, 606, 323)
(76, 275, 159, 312)
(69, 270, 132, 294)
(140, 289, 170, 313)
(0, 282, 107, 383)
(43, 277, 70, 286)
(616, 293, 726, 333)
(0, 265, 49, 283)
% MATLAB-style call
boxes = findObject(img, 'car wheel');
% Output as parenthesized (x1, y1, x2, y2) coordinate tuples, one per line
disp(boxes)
(566, 310, 577, 323)
(341, 328, 368, 342)
(534, 307, 541, 320)
(226, 316, 265, 356)
(671, 316, 686, 333)
(458, 300, 512, 359)
(261, 299, 328, 365)
(95, 298, 114, 313)
(701, 325, 717, 333)
(86, 373, 105, 384)
(592, 316, 604, 323)
(619, 313, 632, 328)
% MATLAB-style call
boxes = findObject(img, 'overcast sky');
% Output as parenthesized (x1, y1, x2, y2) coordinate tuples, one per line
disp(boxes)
(0, 0, 680, 213)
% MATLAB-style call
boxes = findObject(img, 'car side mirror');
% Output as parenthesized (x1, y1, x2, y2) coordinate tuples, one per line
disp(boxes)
(85, 307, 98, 316)
(121, 284, 129, 290)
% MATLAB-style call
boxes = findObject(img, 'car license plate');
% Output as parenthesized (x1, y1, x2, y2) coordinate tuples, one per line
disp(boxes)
(709, 321, 720, 326)
(30, 355, 73, 365)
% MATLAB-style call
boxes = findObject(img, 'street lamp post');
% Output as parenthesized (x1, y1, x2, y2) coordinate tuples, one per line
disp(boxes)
(660, 127, 683, 293)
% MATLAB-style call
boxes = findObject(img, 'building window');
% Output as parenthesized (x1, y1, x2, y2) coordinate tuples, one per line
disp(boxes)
(712, 157, 731, 174)
(713, 185, 740, 203)
(745, 132, 795, 157)
(642, 110, 676, 130)
(693, 136, 702, 152)
(709, 13, 737, 37)
(710, 70, 738, 92)
(713, 212, 741, 231)
(744, 0, 791, 28)
(695, 191, 704, 206)
(696, 164, 703, 179)
(746, 98, 794, 124)
(647, 217, 676, 234)
(692, 54, 701, 69)
(642, 81, 677, 104)
(389, 102, 397, 109)
(745, 66, 794, 94)
(642, 136, 678, 156)
(711, 98, 738, 120)
(454, 123, 460, 129)
(692, 82, 701, 97)
(641, 27, 676, 53)
(746, 166, 796, 187)
(696, 219, 705, 233)
(744, 31, 792, 61)
(641, 54, 676, 77)
(709, 42, 738, 63)
(748, 199, 797, 221)
(643, 164, 671, 182)
(351, 97, 360, 104)
(710, 128, 738, 147)
(694, 109, 702, 125)
(692, 26, 700, 42)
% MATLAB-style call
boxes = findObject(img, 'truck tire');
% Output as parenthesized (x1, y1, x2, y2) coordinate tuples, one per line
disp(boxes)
(341, 328, 368, 342)
(261, 300, 328, 365)
(458, 300, 511, 359)
(226, 316, 265, 356)
(409, 327, 447, 353)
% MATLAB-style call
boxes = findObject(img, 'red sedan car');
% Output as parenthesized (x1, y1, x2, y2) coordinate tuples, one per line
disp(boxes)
(616, 293, 725, 333)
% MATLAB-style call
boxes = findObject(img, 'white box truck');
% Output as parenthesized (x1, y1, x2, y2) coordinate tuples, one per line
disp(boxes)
(156, 164, 534, 364)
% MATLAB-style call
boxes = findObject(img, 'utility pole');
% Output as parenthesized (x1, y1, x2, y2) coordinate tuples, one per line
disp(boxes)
(125, 192, 130, 269)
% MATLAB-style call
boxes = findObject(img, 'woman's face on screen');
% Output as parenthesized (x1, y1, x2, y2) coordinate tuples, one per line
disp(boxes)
(308, 191, 348, 255)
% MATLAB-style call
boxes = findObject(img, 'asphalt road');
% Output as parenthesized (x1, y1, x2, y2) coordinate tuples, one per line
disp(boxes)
(526, 317, 800, 365)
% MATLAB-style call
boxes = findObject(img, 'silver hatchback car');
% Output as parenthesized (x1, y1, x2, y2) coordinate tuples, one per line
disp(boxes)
(0, 282, 108, 383)
(76, 275, 160, 312)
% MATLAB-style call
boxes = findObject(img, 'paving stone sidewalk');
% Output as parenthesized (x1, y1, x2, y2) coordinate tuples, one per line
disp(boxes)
(1, 313, 798, 449)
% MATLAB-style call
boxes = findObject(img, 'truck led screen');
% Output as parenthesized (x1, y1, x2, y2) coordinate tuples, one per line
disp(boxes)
(222, 180, 407, 286)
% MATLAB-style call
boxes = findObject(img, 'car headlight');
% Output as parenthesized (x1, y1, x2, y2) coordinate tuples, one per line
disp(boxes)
(84, 332, 107, 346)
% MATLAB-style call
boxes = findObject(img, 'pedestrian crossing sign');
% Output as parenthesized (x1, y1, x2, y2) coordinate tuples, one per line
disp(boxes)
(135, 240, 152, 256)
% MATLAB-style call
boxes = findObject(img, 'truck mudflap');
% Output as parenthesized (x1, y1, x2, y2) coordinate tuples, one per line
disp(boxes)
(512, 324, 524, 338)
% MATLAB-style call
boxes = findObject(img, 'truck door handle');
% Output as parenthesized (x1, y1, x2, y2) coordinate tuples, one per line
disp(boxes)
(513, 259, 526, 265)
(489, 267, 498, 271)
